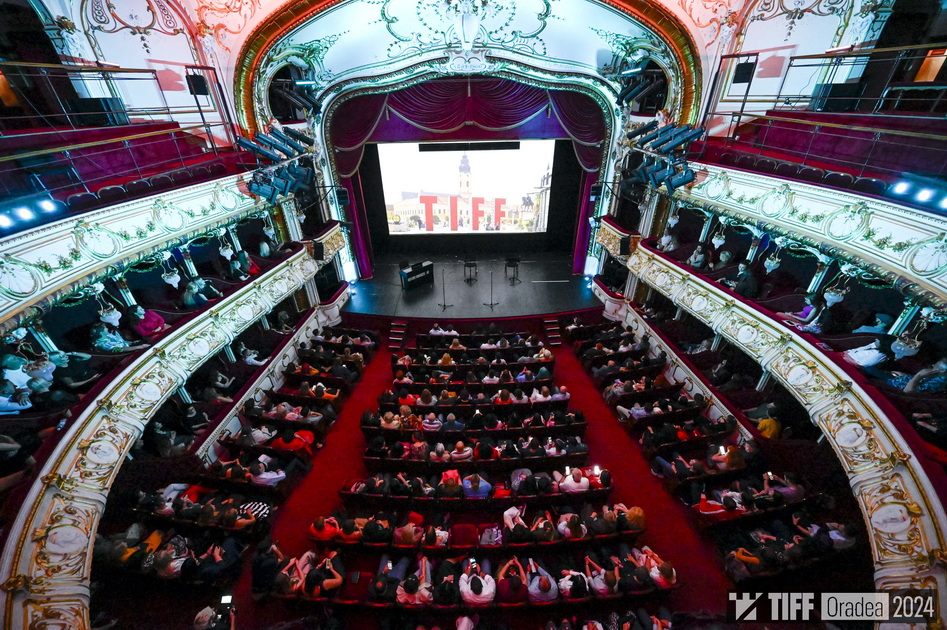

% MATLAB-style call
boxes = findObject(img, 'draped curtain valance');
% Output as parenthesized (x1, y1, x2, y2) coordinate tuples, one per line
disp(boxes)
(329, 78, 606, 177)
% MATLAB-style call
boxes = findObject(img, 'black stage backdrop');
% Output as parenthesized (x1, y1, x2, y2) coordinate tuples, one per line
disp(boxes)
(362, 140, 581, 257)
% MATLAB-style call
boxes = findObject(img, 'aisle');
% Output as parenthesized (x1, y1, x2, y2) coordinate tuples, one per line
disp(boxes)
(551, 346, 733, 613)
(232, 346, 394, 628)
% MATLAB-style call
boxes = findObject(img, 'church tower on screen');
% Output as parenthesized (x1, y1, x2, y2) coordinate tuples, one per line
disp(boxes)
(459, 152, 471, 200)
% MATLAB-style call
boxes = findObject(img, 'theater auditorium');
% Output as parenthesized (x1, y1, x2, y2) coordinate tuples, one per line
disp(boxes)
(0, 0, 944, 628)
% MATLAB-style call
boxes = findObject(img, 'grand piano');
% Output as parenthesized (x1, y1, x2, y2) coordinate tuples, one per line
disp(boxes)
(399, 260, 434, 291)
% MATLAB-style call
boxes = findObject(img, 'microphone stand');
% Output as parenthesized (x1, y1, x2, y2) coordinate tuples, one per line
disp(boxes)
(437, 268, 453, 311)
(483, 269, 500, 309)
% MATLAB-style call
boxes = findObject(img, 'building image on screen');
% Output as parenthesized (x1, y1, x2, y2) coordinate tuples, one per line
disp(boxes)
(379, 141, 554, 235)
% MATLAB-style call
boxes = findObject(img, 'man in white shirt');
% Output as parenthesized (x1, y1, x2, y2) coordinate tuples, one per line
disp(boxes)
(249, 463, 285, 486)
(459, 559, 495, 605)
(842, 339, 890, 368)
(556, 468, 590, 493)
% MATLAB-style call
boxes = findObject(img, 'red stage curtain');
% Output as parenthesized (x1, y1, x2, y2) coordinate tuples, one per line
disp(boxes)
(327, 77, 608, 277)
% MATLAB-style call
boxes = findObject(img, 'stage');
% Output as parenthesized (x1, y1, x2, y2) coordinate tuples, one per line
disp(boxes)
(344, 252, 598, 319)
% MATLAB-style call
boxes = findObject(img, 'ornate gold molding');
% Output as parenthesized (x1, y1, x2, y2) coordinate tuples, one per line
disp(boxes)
(0, 245, 326, 629)
(0, 174, 259, 335)
(626, 245, 947, 594)
(684, 163, 947, 308)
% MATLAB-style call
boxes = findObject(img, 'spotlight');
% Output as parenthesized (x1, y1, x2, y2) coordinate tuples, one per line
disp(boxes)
(15, 207, 34, 221)
(647, 165, 674, 188)
(642, 160, 667, 186)
(0, 215, 13, 228)
(271, 175, 292, 195)
(283, 127, 315, 147)
(650, 125, 694, 152)
(664, 168, 696, 195)
(590, 183, 604, 202)
(940, 197, 947, 209)
(655, 127, 704, 153)
(294, 80, 318, 86)
(248, 182, 279, 204)
(891, 181, 911, 195)
(235, 137, 282, 162)
(626, 120, 658, 140)
(254, 133, 297, 158)
(335, 188, 350, 206)
(917, 189, 935, 202)
(637, 123, 677, 147)
(269, 128, 309, 155)
(39, 199, 56, 212)
(618, 78, 652, 107)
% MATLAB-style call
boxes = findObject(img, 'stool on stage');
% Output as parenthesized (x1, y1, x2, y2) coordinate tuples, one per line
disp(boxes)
(505, 256, 521, 285)
(464, 256, 478, 285)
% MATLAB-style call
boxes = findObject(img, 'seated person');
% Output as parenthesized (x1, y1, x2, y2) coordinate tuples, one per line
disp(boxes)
(460, 557, 496, 605)
(626, 545, 676, 589)
(685, 244, 708, 269)
(853, 313, 894, 334)
(462, 473, 492, 498)
(129, 305, 170, 339)
(90, 323, 148, 353)
(495, 557, 529, 603)
(555, 468, 590, 493)
(396, 555, 434, 605)
(525, 557, 559, 602)
(721, 261, 759, 299)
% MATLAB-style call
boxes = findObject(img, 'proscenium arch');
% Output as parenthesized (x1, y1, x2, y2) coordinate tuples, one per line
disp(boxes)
(232, 0, 703, 135)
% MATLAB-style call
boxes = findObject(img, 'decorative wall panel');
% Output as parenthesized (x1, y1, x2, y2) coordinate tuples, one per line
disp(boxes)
(0, 175, 259, 333)
(683, 164, 947, 308)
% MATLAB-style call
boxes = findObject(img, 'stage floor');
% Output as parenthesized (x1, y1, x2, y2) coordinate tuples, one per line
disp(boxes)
(344, 252, 598, 319)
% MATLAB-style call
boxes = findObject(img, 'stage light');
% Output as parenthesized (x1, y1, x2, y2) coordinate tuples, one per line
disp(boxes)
(271, 176, 292, 195)
(0, 215, 13, 228)
(275, 88, 313, 112)
(633, 79, 665, 103)
(641, 160, 667, 185)
(590, 183, 603, 202)
(655, 127, 704, 152)
(647, 165, 674, 188)
(636, 124, 675, 147)
(617, 78, 651, 107)
(940, 196, 947, 209)
(664, 168, 696, 195)
(336, 189, 350, 206)
(38, 199, 56, 212)
(294, 80, 318, 86)
(14, 207, 34, 221)
(270, 128, 309, 155)
(283, 127, 315, 147)
(235, 137, 282, 162)
(255, 133, 297, 158)
(626, 121, 658, 140)
(651, 125, 694, 152)
(248, 181, 279, 204)
(917, 189, 935, 202)
(891, 181, 911, 195)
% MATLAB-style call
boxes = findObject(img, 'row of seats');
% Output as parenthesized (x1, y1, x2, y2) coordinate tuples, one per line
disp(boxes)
(65, 161, 230, 212)
(712, 152, 888, 195)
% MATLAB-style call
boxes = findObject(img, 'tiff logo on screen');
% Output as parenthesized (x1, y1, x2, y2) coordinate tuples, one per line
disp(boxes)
(728, 592, 816, 622)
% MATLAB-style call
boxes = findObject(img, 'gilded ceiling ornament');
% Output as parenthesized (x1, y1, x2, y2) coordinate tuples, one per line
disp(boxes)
(195, 0, 263, 52)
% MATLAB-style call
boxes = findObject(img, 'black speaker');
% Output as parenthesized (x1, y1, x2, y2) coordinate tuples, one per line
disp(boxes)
(186, 75, 210, 96)
(733, 62, 756, 84)
(619, 236, 631, 255)
(311, 241, 324, 259)
(335, 189, 350, 206)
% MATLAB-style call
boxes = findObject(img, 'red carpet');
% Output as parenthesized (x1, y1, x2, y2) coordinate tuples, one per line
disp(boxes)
(551, 347, 732, 613)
